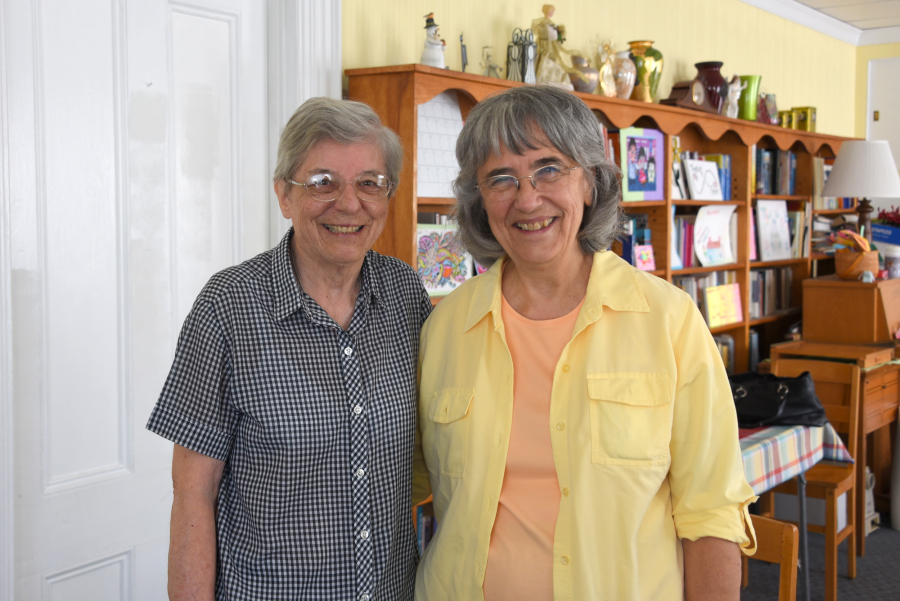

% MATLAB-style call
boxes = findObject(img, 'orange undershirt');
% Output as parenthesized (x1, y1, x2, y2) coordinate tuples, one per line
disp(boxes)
(482, 294, 583, 601)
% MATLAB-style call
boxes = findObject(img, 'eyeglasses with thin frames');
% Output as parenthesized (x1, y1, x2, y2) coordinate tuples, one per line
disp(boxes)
(475, 164, 581, 203)
(288, 172, 393, 203)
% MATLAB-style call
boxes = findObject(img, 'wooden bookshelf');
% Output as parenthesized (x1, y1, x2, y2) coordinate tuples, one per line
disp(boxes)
(346, 64, 851, 372)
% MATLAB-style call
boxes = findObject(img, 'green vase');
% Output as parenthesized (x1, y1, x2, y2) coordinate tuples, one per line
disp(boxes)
(737, 75, 762, 121)
(628, 40, 663, 103)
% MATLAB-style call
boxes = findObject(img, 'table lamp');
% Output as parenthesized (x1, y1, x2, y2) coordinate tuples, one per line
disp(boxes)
(822, 140, 900, 243)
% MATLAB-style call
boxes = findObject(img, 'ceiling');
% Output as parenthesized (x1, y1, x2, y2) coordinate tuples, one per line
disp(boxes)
(742, 0, 900, 44)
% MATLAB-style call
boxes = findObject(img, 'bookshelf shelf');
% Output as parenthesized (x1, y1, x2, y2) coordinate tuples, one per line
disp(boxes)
(621, 200, 667, 208)
(750, 258, 810, 268)
(346, 64, 850, 372)
(813, 208, 856, 216)
(710, 322, 746, 335)
(753, 194, 809, 202)
(749, 307, 802, 327)
(673, 262, 744, 275)
(673, 200, 743, 207)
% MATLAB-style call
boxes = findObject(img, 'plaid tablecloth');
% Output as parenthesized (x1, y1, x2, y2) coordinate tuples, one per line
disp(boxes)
(739, 423, 853, 495)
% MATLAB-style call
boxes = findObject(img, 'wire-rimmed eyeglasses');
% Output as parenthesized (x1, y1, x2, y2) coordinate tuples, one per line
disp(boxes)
(288, 172, 393, 203)
(475, 164, 580, 202)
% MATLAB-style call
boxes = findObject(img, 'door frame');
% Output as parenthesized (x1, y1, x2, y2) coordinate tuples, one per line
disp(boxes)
(866, 55, 900, 141)
(0, 0, 342, 595)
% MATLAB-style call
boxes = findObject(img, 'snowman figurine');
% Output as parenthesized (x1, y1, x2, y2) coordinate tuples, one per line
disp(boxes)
(421, 13, 446, 69)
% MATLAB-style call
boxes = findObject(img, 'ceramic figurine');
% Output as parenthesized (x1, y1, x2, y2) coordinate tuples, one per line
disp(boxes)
(596, 41, 617, 97)
(723, 75, 746, 119)
(532, 4, 585, 90)
(481, 46, 503, 78)
(421, 13, 446, 69)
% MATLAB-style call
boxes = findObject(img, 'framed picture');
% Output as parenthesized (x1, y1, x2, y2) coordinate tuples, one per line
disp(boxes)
(683, 158, 724, 201)
(619, 127, 664, 201)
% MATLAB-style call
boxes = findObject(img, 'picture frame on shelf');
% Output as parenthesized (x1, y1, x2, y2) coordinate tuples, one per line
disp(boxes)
(619, 127, 664, 201)
(684, 158, 724, 201)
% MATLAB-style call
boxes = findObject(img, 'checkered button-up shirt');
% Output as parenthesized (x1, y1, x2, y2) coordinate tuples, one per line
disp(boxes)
(147, 228, 431, 601)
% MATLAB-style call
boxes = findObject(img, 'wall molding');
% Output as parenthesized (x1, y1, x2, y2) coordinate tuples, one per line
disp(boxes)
(42, 549, 132, 600)
(0, 0, 15, 594)
(859, 25, 900, 46)
(266, 0, 342, 246)
(36, 0, 133, 494)
(740, 0, 900, 46)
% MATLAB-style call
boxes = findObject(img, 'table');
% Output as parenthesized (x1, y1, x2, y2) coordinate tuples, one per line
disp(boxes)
(769, 340, 899, 555)
(740, 423, 853, 601)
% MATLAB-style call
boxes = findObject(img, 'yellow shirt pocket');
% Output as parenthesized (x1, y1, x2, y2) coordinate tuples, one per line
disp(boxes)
(428, 388, 474, 478)
(587, 373, 672, 466)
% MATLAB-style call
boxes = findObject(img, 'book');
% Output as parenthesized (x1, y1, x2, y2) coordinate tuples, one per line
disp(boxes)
(704, 283, 743, 328)
(684, 159, 724, 201)
(702, 154, 732, 200)
(634, 245, 656, 271)
(713, 334, 735, 374)
(755, 200, 793, 261)
(756, 148, 774, 195)
(416, 224, 473, 296)
(693, 204, 737, 267)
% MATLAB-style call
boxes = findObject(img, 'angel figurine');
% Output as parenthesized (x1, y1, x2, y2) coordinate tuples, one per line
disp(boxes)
(420, 13, 445, 69)
(481, 46, 503, 79)
(723, 75, 746, 119)
(531, 4, 586, 90)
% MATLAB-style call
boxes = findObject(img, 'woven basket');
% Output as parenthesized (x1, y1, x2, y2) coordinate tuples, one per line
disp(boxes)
(835, 250, 879, 280)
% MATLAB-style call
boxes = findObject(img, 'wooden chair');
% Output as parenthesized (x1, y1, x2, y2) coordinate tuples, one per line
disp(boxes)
(744, 515, 800, 601)
(766, 359, 860, 601)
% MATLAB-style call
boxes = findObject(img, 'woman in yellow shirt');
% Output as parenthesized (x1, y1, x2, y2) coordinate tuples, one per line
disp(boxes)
(413, 85, 757, 600)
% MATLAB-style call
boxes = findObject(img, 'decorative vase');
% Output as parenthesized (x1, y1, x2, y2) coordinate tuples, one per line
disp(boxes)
(628, 40, 663, 103)
(569, 55, 599, 94)
(613, 51, 636, 100)
(737, 75, 762, 121)
(695, 61, 727, 114)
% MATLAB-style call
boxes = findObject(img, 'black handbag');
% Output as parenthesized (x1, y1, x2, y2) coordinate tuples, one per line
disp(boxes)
(729, 371, 828, 428)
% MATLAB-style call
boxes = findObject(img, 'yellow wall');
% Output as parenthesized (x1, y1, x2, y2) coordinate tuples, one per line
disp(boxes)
(342, 0, 858, 136)
(855, 43, 900, 138)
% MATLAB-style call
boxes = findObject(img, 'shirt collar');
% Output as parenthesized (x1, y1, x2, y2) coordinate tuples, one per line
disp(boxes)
(271, 228, 383, 323)
(463, 250, 650, 333)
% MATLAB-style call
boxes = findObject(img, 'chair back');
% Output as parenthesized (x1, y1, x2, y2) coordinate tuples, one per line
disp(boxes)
(750, 514, 799, 601)
(771, 359, 861, 459)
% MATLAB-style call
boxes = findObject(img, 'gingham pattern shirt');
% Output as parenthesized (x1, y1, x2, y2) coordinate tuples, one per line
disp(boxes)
(147, 228, 431, 601)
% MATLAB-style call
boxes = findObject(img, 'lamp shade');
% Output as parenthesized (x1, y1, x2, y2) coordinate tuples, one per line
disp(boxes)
(822, 140, 900, 198)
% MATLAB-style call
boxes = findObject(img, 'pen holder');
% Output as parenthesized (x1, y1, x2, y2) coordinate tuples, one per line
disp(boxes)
(835, 250, 879, 280)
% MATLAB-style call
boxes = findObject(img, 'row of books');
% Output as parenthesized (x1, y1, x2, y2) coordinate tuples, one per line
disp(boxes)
(672, 271, 738, 324)
(712, 334, 735, 375)
(753, 148, 797, 195)
(416, 503, 438, 555)
(676, 150, 732, 201)
(620, 213, 656, 271)
(748, 267, 793, 319)
(811, 213, 858, 255)
(812, 157, 856, 210)
(673, 212, 738, 269)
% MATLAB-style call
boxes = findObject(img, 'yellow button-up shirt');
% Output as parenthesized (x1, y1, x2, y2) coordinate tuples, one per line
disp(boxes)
(413, 251, 756, 600)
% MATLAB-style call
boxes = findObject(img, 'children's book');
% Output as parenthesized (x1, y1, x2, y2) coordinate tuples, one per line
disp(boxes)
(693, 204, 737, 267)
(704, 283, 743, 328)
(416, 223, 473, 296)
(634, 245, 656, 271)
(755, 200, 793, 261)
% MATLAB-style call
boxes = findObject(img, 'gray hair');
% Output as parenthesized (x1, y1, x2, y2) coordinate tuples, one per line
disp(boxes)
(273, 97, 403, 197)
(452, 85, 625, 267)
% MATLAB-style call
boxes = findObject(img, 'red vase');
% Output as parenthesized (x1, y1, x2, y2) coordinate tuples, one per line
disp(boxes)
(695, 62, 727, 114)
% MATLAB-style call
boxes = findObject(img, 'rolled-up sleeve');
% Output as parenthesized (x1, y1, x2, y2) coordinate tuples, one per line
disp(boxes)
(668, 294, 757, 555)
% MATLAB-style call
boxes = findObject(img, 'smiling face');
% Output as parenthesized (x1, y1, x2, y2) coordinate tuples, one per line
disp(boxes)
(275, 139, 389, 276)
(477, 140, 591, 272)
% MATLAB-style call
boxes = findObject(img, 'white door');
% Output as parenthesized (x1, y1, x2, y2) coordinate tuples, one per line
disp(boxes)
(4, 0, 270, 597)
(866, 56, 900, 214)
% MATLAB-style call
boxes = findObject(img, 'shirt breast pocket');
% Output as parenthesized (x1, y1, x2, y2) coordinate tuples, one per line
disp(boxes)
(427, 388, 474, 478)
(587, 373, 672, 466)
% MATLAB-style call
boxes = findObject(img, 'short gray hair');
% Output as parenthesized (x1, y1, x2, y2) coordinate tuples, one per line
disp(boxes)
(273, 97, 403, 197)
(452, 86, 625, 267)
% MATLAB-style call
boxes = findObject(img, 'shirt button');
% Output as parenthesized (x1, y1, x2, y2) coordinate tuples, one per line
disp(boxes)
(344, 347, 353, 356)
(556, 422, 566, 431)
(562, 487, 570, 497)
(360, 594, 370, 601)
(353, 405, 363, 415)
(562, 364, 570, 373)
(360, 529, 369, 540)
(560, 555, 570, 565)
(355, 468, 365, 478)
